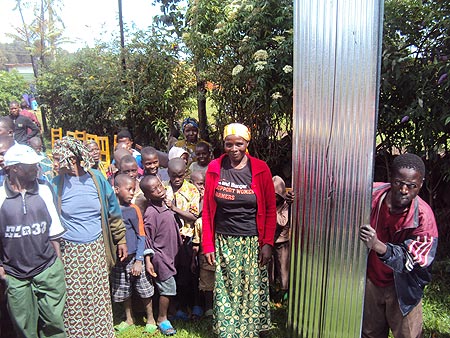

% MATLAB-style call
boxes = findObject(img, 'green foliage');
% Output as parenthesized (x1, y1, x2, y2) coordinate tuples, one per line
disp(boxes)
(378, 0, 450, 209)
(36, 46, 125, 136)
(121, 28, 195, 149)
(423, 261, 450, 337)
(36, 30, 194, 148)
(0, 70, 28, 114)
(9, 0, 67, 74)
(184, 0, 293, 169)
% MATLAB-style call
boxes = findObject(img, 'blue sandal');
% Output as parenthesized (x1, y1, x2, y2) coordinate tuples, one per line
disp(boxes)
(170, 310, 189, 321)
(191, 305, 203, 320)
(158, 320, 176, 336)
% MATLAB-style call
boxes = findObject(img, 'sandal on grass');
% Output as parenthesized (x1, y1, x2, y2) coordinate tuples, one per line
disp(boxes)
(114, 321, 135, 333)
(158, 320, 177, 336)
(191, 305, 204, 320)
(170, 309, 190, 321)
(144, 323, 158, 335)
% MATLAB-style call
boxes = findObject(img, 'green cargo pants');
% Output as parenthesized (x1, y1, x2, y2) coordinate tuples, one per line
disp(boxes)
(6, 258, 66, 338)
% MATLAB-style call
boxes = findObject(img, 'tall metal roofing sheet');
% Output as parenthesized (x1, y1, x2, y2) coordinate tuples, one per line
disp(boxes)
(288, 0, 384, 337)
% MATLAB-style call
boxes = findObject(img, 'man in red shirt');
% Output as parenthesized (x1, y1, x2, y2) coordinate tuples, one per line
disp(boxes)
(20, 101, 41, 132)
(360, 153, 438, 338)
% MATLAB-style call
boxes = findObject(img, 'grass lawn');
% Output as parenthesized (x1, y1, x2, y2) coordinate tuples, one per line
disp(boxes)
(115, 303, 288, 338)
(422, 260, 450, 338)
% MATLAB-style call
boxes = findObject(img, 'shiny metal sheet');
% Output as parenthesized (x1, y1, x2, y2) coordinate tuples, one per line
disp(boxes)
(288, 0, 384, 337)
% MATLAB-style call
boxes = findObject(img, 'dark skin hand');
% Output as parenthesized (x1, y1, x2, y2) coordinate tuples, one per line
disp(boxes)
(285, 190, 295, 205)
(117, 244, 128, 261)
(359, 224, 387, 254)
(206, 244, 273, 267)
(258, 244, 272, 267)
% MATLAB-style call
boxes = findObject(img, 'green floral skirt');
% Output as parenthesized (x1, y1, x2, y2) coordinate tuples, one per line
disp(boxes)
(214, 234, 271, 338)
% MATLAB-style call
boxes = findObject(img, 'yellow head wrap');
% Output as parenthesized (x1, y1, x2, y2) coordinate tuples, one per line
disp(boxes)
(223, 123, 251, 141)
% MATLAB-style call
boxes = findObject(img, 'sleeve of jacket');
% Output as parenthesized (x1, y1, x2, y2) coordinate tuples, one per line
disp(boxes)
(379, 213, 438, 273)
(25, 117, 40, 139)
(130, 204, 145, 261)
(201, 169, 215, 254)
(105, 179, 126, 245)
(260, 163, 277, 247)
(143, 209, 155, 256)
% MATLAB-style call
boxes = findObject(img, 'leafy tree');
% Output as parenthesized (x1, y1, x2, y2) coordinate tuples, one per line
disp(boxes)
(37, 29, 193, 149)
(184, 0, 293, 169)
(378, 0, 450, 212)
(0, 70, 28, 114)
(121, 28, 195, 149)
(36, 45, 125, 136)
(10, 0, 66, 76)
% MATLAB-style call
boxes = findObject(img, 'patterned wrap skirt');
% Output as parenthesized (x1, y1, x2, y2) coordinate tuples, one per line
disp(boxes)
(213, 234, 271, 338)
(61, 237, 115, 338)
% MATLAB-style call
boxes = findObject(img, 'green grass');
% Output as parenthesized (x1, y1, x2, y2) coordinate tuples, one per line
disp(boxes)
(422, 261, 450, 338)
(115, 304, 288, 338)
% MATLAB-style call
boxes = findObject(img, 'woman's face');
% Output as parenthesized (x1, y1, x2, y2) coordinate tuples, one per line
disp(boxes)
(87, 142, 100, 162)
(53, 155, 78, 176)
(183, 124, 198, 144)
(224, 135, 248, 164)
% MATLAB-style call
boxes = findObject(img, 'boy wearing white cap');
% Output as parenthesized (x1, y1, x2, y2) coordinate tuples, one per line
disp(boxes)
(0, 144, 66, 338)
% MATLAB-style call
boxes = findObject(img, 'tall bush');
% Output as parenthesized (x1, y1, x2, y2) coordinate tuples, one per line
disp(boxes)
(184, 0, 293, 170)
(0, 70, 28, 114)
(37, 30, 193, 149)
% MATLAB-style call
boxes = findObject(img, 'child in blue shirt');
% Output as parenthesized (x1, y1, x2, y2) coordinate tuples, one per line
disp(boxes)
(111, 174, 157, 334)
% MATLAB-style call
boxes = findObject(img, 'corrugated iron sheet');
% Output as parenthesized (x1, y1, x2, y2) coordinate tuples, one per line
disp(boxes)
(288, 0, 383, 337)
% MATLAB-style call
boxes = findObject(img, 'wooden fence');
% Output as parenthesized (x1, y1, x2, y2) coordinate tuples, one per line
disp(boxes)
(51, 128, 112, 164)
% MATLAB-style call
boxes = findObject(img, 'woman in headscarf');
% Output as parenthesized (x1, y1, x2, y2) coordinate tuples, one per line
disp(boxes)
(202, 123, 276, 338)
(175, 117, 210, 163)
(52, 136, 127, 338)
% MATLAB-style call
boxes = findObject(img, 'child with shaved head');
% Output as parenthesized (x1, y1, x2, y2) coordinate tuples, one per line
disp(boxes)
(140, 146, 169, 182)
(140, 175, 182, 335)
(111, 174, 156, 334)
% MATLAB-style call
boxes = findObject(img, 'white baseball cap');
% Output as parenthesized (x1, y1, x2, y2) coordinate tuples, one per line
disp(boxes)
(4, 143, 45, 166)
(168, 146, 189, 161)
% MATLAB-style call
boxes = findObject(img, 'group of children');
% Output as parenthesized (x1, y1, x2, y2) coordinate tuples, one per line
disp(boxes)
(108, 136, 214, 335)
(108, 133, 291, 335)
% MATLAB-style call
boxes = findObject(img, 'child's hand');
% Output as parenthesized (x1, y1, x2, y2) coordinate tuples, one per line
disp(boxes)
(164, 198, 173, 209)
(145, 261, 157, 278)
(117, 244, 128, 261)
(205, 252, 216, 266)
(131, 260, 143, 276)
(107, 163, 117, 176)
(285, 189, 295, 205)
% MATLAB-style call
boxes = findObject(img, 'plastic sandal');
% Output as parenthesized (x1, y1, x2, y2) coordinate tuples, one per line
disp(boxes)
(114, 321, 135, 333)
(191, 305, 204, 320)
(158, 320, 177, 336)
(144, 323, 158, 335)
(171, 309, 190, 321)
